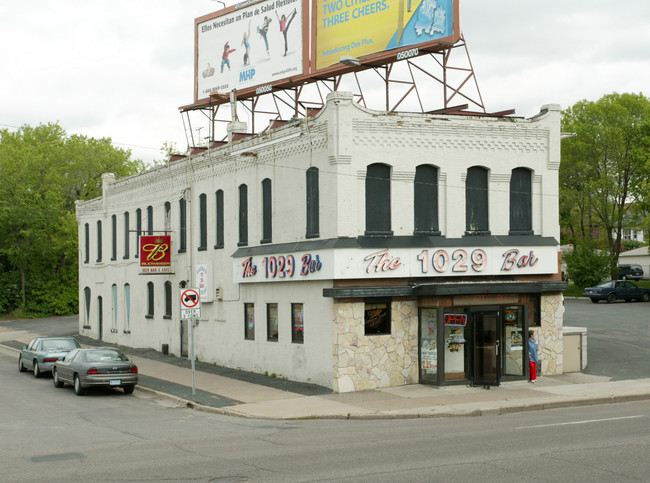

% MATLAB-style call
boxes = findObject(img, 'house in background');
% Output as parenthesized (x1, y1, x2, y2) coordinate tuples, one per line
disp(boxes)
(618, 246, 650, 280)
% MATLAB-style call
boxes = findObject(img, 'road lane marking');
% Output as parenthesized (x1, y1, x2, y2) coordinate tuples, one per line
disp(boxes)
(516, 415, 644, 429)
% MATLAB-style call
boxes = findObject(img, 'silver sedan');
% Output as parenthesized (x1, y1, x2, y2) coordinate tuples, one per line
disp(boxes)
(18, 337, 81, 377)
(52, 348, 138, 395)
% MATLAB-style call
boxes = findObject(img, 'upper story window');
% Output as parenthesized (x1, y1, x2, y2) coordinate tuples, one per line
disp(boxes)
(365, 163, 392, 236)
(199, 193, 207, 251)
(96, 220, 102, 262)
(465, 166, 490, 235)
(509, 167, 533, 235)
(179, 198, 187, 253)
(238, 184, 248, 247)
(261, 178, 272, 244)
(147, 205, 153, 235)
(306, 167, 319, 238)
(215, 190, 224, 249)
(414, 164, 440, 235)
(111, 215, 117, 260)
(164, 202, 171, 232)
(135, 208, 142, 259)
(84, 223, 89, 264)
(123, 212, 130, 259)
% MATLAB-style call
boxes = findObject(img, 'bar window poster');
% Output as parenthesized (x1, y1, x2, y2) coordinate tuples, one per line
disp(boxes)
(504, 306, 518, 325)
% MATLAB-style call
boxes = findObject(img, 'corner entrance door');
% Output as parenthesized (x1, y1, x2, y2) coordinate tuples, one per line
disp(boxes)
(472, 307, 500, 386)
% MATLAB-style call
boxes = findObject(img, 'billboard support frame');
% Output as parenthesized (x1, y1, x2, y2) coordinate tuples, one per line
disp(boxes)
(180, 32, 492, 151)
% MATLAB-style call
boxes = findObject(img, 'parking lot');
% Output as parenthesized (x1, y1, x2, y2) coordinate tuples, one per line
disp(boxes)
(564, 298, 649, 380)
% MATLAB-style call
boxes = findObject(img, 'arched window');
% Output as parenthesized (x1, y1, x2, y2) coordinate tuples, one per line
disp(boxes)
(238, 184, 248, 246)
(124, 283, 131, 332)
(465, 166, 490, 235)
(261, 179, 272, 244)
(199, 193, 207, 250)
(146, 282, 154, 318)
(510, 167, 533, 235)
(365, 163, 392, 235)
(96, 220, 102, 262)
(306, 167, 319, 238)
(215, 190, 224, 249)
(147, 205, 154, 235)
(179, 198, 187, 253)
(164, 202, 171, 232)
(164, 281, 172, 319)
(135, 208, 142, 259)
(84, 287, 91, 327)
(112, 284, 118, 331)
(111, 215, 117, 260)
(414, 164, 440, 235)
(84, 223, 90, 263)
(123, 212, 130, 259)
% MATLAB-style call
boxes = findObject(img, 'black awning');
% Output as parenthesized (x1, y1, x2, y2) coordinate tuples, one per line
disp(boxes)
(323, 281, 567, 298)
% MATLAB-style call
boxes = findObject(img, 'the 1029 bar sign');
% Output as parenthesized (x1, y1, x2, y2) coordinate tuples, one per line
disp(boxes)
(140, 235, 172, 274)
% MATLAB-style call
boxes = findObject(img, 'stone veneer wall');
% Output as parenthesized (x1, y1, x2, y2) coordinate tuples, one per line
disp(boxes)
(333, 300, 419, 393)
(536, 293, 565, 376)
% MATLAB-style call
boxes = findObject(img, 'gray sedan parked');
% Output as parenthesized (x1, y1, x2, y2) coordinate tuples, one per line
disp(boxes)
(52, 348, 138, 395)
(18, 337, 81, 377)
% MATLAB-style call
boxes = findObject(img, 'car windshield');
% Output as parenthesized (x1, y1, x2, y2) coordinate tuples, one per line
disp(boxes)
(85, 350, 128, 362)
(41, 339, 78, 351)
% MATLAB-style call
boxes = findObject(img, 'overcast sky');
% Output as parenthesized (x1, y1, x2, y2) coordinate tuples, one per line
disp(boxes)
(1, 0, 648, 165)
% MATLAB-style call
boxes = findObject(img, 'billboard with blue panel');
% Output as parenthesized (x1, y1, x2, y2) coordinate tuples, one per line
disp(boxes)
(313, 0, 459, 71)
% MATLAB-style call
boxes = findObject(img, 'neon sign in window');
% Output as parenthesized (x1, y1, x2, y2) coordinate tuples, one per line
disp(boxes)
(443, 313, 467, 326)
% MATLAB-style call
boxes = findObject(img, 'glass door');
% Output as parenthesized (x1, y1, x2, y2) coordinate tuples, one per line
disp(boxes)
(443, 311, 469, 382)
(472, 308, 500, 386)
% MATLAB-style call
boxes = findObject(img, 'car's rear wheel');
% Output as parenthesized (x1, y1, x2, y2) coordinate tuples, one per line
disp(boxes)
(18, 356, 26, 372)
(123, 385, 135, 395)
(643, 293, 650, 303)
(74, 375, 85, 396)
(607, 293, 616, 304)
(590, 298, 599, 304)
(53, 369, 64, 388)
(33, 361, 41, 378)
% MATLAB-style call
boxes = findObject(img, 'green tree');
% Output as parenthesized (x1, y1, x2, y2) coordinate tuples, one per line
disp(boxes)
(0, 123, 143, 316)
(560, 92, 650, 276)
(563, 242, 611, 289)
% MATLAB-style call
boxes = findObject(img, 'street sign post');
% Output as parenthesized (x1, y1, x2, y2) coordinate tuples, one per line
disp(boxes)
(180, 288, 201, 396)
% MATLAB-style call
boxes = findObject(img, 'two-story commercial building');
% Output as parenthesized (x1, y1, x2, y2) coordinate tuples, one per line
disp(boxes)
(77, 91, 567, 392)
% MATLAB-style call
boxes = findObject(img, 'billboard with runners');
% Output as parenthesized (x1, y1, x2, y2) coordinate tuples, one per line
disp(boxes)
(195, 0, 308, 101)
(190, 0, 458, 106)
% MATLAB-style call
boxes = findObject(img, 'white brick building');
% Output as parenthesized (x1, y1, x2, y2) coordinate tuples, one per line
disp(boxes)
(77, 92, 567, 392)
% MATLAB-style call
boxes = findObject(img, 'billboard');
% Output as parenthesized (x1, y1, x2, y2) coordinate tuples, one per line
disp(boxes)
(195, 0, 308, 101)
(313, 0, 459, 70)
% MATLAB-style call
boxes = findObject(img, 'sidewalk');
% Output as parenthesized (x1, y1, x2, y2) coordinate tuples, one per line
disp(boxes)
(3, 326, 650, 420)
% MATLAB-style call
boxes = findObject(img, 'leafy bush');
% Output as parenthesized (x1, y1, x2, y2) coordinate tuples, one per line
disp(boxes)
(563, 243, 611, 288)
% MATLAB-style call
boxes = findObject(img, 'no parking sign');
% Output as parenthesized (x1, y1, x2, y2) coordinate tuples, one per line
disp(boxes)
(180, 288, 201, 319)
